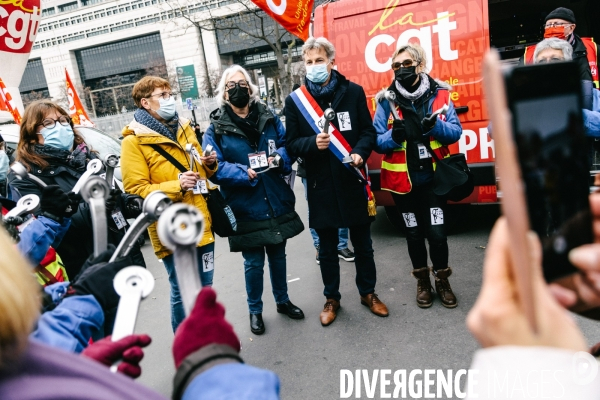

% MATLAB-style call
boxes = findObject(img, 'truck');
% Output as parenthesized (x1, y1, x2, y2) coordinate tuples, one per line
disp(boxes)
(312, 0, 599, 230)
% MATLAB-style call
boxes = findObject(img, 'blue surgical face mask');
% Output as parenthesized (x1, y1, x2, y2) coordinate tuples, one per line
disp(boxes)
(156, 96, 176, 120)
(41, 124, 74, 151)
(306, 62, 331, 84)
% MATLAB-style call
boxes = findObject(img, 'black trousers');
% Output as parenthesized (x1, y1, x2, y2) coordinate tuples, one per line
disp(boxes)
(315, 222, 376, 301)
(392, 182, 449, 271)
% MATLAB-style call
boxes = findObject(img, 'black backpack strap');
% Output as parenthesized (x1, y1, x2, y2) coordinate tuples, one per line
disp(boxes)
(149, 144, 187, 173)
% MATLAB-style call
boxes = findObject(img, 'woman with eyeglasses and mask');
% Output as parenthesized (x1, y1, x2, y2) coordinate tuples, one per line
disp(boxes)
(6, 100, 145, 284)
(203, 65, 304, 335)
(121, 76, 218, 332)
(373, 43, 462, 309)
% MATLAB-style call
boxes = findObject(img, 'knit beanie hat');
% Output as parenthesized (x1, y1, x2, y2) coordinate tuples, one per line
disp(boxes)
(545, 7, 576, 24)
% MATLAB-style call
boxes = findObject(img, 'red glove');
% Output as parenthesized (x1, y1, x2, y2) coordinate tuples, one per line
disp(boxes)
(173, 287, 240, 368)
(81, 334, 152, 378)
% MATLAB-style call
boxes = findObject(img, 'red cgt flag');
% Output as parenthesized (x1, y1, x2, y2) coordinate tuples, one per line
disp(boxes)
(0, 78, 22, 124)
(65, 69, 94, 127)
(250, 0, 314, 41)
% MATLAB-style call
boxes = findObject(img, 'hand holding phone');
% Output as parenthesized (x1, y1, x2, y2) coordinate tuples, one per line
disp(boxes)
(483, 50, 538, 330)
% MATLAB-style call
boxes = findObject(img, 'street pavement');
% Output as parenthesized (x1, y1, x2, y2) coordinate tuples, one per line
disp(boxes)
(136, 178, 600, 399)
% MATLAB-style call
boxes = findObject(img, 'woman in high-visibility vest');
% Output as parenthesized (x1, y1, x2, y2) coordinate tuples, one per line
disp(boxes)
(373, 43, 462, 309)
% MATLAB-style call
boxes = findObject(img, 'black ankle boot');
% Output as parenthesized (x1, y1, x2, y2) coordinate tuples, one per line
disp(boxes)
(250, 313, 265, 335)
(276, 301, 305, 319)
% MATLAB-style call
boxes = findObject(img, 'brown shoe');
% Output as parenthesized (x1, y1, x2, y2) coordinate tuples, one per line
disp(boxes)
(360, 293, 389, 317)
(432, 267, 457, 308)
(320, 299, 340, 326)
(412, 267, 433, 308)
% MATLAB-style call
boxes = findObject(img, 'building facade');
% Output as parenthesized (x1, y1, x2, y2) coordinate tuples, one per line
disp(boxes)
(20, 0, 240, 116)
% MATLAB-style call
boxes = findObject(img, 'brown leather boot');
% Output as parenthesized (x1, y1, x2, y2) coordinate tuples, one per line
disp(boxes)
(432, 267, 457, 308)
(360, 293, 389, 317)
(320, 299, 340, 326)
(411, 267, 433, 308)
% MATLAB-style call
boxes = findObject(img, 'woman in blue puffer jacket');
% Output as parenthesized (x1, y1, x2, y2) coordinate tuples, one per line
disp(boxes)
(203, 65, 305, 335)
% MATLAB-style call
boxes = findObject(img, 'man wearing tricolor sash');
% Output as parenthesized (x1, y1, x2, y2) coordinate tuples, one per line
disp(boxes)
(285, 37, 389, 327)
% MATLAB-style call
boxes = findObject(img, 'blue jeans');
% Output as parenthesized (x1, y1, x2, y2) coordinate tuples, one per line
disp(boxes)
(242, 241, 290, 314)
(162, 242, 214, 332)
(301, 178, 349, 250)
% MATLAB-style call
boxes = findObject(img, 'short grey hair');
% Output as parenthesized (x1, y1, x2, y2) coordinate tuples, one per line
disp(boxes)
(302, 37, 336, 61)
(215, 64, 260, 107)
(533, 38, 573, 63)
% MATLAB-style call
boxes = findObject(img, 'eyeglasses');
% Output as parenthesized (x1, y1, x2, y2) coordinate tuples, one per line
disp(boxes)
(148, 91, 175, 100)
(391, 59, 417, 70)
(537, 57, 565, 64)
(545, 22, 573, 29)
(226, 80, 249, 89)
(39, 115, 71, 129)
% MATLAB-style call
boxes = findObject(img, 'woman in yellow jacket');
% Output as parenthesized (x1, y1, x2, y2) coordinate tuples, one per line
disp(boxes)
(120, 76, 217, 331)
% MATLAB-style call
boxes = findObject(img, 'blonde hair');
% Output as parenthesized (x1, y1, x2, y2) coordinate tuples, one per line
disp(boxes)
(0, 227, 40, 367)
(393, 43, 429, 74)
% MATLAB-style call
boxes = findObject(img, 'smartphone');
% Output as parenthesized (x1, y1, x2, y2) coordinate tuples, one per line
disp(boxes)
(504, 61, 592, 283)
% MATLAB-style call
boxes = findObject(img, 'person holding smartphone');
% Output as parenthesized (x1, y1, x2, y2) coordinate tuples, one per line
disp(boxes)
(373, 43, 462, 309)
(465, 217, 600, 398)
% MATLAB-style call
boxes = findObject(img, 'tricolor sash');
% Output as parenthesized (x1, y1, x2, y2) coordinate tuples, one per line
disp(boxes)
(290, 86, 376, 216)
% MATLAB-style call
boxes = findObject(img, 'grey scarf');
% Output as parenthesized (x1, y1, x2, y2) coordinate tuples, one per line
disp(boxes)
(395, 73, 430, 101)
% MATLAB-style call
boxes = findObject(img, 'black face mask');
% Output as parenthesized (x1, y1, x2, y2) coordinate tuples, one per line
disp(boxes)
(227, 86, 250, 108)
(394, 66, 418, 87)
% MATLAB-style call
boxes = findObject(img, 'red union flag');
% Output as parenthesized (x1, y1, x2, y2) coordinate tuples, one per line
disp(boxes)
(0, 77, 22, 124)
(65, 69, 94, 127)
(250, 0, 314, 41)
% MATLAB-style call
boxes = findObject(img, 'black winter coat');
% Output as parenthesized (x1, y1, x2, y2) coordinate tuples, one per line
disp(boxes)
(8, 158, 145, 277)
(285, 71, 376, 230)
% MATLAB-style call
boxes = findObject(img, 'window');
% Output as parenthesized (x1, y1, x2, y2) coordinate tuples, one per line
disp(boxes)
(58, 1, 78, 12)
(64, 34, 85, 42)
(42, 7, 55, 16)
(136, 17, 159, 26)
(111, 23, 134, 31)
(19, 59, 49, 93)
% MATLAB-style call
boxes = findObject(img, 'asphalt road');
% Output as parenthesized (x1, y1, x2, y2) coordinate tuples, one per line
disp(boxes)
(135, 178, 600, 400)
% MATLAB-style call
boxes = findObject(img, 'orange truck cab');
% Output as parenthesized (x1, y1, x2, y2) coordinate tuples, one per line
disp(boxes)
(312, 0, 598, 229)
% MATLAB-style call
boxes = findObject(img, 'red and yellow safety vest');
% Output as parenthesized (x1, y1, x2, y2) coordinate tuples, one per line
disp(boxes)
(1, 205, 69, 286)
(524, 37, 598, 88)
(34, 246, 69, 287)
(380, 90, 451, 195)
